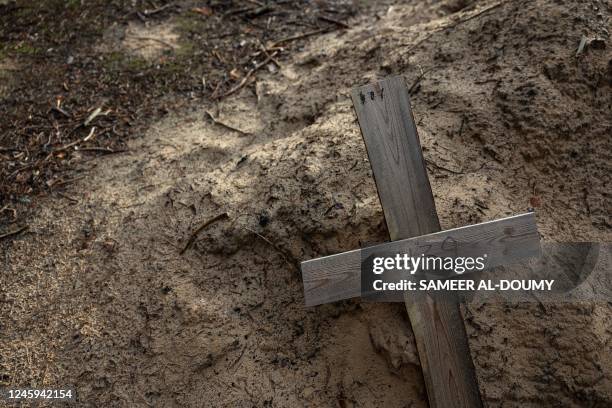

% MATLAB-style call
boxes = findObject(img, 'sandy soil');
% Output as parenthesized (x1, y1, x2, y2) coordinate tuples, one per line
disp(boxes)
(1, 0, 611, 407)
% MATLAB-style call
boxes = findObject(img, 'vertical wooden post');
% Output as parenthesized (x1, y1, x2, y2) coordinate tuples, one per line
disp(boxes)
(351, 76, 483, 408)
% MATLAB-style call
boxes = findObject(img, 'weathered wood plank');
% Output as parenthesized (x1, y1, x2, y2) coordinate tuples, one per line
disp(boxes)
(301, 212, 540, 306)
(352, 76, 440, 239)
(352, 75, 481, 408)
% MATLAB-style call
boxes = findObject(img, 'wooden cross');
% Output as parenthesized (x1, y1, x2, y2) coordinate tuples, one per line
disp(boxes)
(301, 76, 541, 408)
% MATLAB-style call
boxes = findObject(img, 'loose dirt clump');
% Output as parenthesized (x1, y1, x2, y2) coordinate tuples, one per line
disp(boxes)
(1, 0, 611, 407)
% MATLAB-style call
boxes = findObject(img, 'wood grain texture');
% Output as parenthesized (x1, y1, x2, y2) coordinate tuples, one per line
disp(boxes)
(352, 76, 482, 408)
(351, 75, 440, 240)
(301, 212, 540, 306)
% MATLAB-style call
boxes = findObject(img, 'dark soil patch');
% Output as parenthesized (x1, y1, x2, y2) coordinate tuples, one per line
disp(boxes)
(0, 0, 355, 225)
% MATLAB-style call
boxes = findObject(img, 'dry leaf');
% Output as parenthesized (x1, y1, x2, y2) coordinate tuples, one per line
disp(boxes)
(192, 7, 213, 16)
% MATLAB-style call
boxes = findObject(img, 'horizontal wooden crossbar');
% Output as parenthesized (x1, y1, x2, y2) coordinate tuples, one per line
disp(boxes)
(301, 212, 540, 306)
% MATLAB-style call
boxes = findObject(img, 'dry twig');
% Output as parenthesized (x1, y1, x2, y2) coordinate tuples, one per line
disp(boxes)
(409, 67, 433, 95)
(406, 2, 507, 54)
(204, 111, 252, 136)
(49, 176, 86, 189)
(318, 15, 350, 29)
(446, 1, 506, 28)
(79, 147, 127, 154)
(57, 192, 79, 203)
(242, 226, 299, 272)
(143, 3, 176, 16)
(180, 212, 229, 255)
(0, 225, 28, 240)
(84, 107, 103, 126)
(257, 40, 282, 68)
(271, 28, 331, 47)
(217, 51, 279, 99)
(49, 127, 96, 157)
(425, 159, 464, 174)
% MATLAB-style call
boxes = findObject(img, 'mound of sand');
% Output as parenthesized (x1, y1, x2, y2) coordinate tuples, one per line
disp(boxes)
(2, 0, 610, 406)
